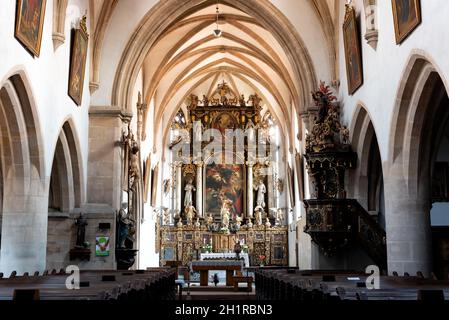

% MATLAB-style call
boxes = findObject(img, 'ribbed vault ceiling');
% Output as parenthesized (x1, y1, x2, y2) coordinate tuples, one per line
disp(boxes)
(143, 3, 300, 139)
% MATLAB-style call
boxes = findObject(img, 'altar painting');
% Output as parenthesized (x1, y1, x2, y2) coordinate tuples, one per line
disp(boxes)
(205, 163, 244, 217)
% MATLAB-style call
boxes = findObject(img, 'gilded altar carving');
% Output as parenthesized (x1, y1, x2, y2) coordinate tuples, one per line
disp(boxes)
(162, 84, 287, 267)
(159, 223, 287, 267)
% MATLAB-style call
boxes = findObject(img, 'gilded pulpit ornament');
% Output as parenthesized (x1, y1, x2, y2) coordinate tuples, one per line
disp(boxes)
(306, 81, 350, 153)
(303, 82, 386, 270)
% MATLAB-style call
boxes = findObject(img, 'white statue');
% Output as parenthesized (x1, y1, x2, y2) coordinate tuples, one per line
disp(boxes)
(194, 217, 201, 228)
(275, 209, 285, 226)
(162, 208, 171, 225)
(221, 199, 232, 229)
(245, 119, 256, 142)
(235, 215, 243, 227)
(254, 206, 264, 226)
(265, 218, 271, 227)
(222, 210, 230, 229)
(184, 178, 196, 207)
(255, 180, 266, 208)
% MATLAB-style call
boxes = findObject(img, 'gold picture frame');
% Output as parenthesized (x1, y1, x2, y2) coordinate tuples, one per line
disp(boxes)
(151, 162, 159, 207)
(343, 5, 364, 95)
(288, 165, 295, 208)
(143, 156, 151, 203)
(68, 17, 89, 106)
(15, 0, 47, 57)
(295, 152, 305, 202)
(392, 0, 421, 44)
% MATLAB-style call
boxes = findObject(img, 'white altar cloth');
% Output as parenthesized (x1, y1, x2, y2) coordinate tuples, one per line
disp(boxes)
(200, 252, 249, 267)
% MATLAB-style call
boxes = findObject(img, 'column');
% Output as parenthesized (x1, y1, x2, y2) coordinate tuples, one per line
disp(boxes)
(384, 164, 433, 276)
(170, 163, 176, 224)
(175, 162, 183, 216)
(247, 161, 255, 218)
(85, 106, 132, 270)
(195, 161, 204, 218)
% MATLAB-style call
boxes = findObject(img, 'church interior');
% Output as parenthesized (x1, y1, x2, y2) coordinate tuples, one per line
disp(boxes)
(1, 0, 449, 305)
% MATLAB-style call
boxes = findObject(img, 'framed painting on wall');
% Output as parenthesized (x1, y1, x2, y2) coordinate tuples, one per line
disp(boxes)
(15, 0, 47, 57)
(151, 163, 159, 207)
(143, 157, 151, 203)
(343, 5, 364, 95)
(392, 0, 421, 44)
(68, 16, 89, 106)
(295, 152, 305, 202)
(288, 165, 295, 208)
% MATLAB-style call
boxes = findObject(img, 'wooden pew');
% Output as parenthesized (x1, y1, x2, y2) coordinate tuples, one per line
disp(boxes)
(0, 268, 176, 301)
(255, 268, 449, 302)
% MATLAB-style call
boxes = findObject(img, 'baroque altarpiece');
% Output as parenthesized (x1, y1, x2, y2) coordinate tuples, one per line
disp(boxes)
(157, 83, 288, 267)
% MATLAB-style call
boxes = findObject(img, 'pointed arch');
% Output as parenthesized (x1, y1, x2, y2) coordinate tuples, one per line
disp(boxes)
(0, 69, 47, 274)
(348, 103, 384, 225)
(111, 0, 317, 115)
(389, 50, 449, 194)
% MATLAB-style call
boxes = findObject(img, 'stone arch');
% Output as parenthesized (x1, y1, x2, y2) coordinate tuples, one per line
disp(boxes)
(110, 0, 318, 115)
(48, 120, 84, 213)
(46, 120, 84, 270)
(389, 50, 449, 194)
(348, 103, 384, 226)
(0, 71, 47, 275)
(384, 50, 449, 275)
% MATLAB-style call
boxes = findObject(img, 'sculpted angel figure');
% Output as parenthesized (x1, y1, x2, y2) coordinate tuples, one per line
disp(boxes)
(202, 95, 209, 107)
(205, 213, 214, 226)
(340, 126, 350, 145)
(185, 204, 197, 226)
(247, 94, 262, 108)
(239, 94, 246, 107)
(254, 206, 264, 226)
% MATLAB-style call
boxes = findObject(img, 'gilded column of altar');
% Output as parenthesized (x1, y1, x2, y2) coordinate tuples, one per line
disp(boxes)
(195, 161, 204, 218)
(247, 161, 255, 218)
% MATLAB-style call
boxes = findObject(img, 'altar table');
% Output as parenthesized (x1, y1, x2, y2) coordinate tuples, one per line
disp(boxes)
(190, 260, 244, 286)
